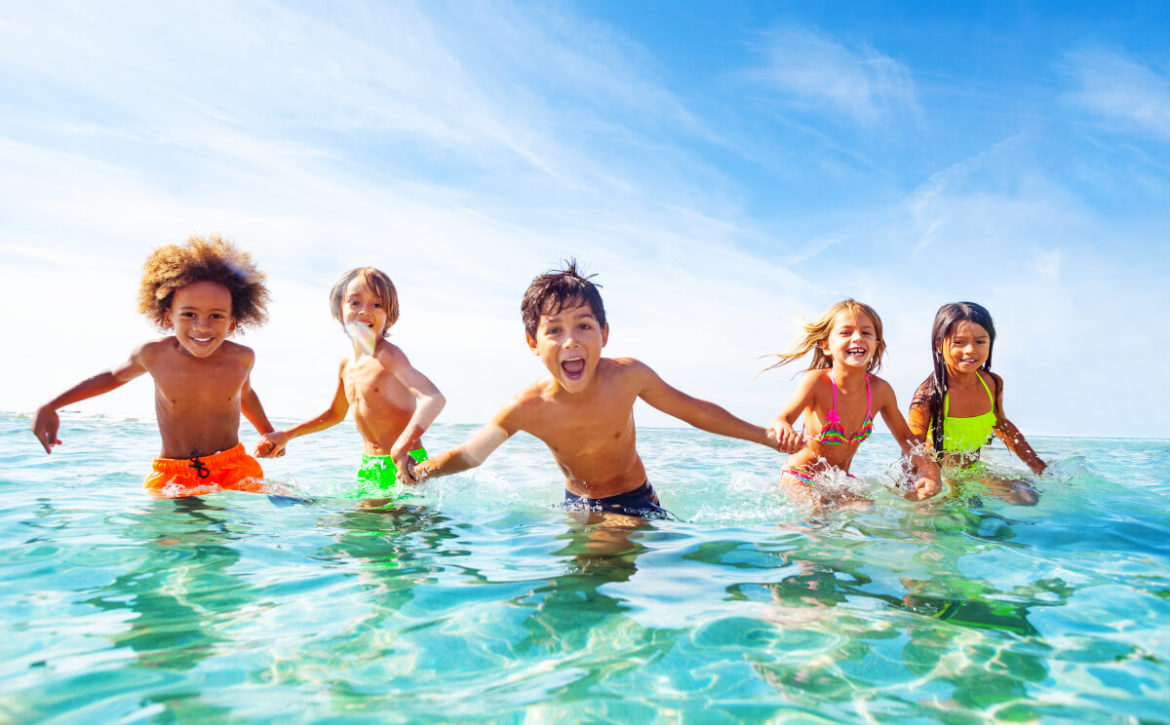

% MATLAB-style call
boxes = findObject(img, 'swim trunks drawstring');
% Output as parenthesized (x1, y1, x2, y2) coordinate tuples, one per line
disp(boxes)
(188, 454, 211, 479)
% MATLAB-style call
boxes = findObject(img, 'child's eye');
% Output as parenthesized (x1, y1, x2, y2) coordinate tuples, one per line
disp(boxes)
(373, 303, 382, 309)
(547, 327, 561, 335)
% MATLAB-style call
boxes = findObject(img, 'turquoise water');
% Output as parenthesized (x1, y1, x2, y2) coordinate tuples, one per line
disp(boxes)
(2, 411, 1168, 723)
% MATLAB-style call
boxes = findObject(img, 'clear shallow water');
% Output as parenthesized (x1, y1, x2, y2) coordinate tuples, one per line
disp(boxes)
(2, 411, 1168, 723)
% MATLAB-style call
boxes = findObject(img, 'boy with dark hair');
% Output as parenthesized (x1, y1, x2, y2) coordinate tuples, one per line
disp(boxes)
(405, 261, 793, 517)
(32, 234, 278, 497)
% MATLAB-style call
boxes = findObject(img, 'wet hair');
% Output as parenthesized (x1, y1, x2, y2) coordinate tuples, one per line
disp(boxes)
(914, 301, 998, 453)
(766, 299, 886, 373)
(521, 259, 606, 338)
(137, 233, 269, 330)
(329, 267, 400, 338)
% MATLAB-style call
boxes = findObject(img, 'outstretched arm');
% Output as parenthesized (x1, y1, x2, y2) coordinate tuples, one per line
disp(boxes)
(765, 372, 818, 453)
(636, 362, 796, 452)
(995, 419, 1046, 475)
(990, 375, 1046, 475)
(877, 382, 941, 501)
(406, 422, 510, 483)
(256, 363, 349, 458)
(32, 351, 147, 453)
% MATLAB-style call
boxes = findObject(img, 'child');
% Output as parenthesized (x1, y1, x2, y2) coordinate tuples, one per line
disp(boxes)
(255, 267, 445, 500)
(907, 302, 1046, 500)
(767, 299, 940, 510)
(31, 234, 277, 497)
(402, 261, 793, 519)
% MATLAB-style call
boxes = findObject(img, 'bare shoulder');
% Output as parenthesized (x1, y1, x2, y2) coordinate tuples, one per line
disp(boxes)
(868, 373, 899, 404)
(373, 339, 408, 366)
(603, 356, 652, 378)
(218, 340, 256, 364)
(796, 368, 825, 392)
(135, 336, 173, 356)
(492, 379, 553, 433)
(134, 336, 179, 366)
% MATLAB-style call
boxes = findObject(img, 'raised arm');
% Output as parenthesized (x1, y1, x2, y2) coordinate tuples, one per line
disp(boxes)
(256, 361, 349, 458)
(991, 375, 1046, 475)
(32, 348, 148, 453)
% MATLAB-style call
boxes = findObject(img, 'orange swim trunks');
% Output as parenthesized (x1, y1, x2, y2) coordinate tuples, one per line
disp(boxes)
(143, 443, 266, 497)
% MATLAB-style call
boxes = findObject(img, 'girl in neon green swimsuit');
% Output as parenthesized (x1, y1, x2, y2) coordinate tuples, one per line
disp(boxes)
(908, 302, 1046, 503)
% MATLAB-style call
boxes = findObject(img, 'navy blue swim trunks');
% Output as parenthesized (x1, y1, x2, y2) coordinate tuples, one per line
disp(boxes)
(563, 481, 672, 519)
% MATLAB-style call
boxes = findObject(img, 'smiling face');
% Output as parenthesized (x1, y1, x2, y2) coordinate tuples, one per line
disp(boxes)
(822, 309, 878, 370)
(164, 280, 236, 358)
(341, 277, 390, 340)
(940, 320, 991, 375)
(526, 302, 608, 394)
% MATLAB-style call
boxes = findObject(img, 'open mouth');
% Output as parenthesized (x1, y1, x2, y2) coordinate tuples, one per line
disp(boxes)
(562, 357, 586, 380)
(846, 346, 867, 359)
(191, 335, 214, 345)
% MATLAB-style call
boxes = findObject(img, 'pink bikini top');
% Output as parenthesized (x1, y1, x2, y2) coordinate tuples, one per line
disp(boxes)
(814, 372, 873, 445)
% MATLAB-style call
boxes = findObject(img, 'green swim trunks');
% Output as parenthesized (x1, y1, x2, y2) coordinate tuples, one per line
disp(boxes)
(348, 449, 428, 499)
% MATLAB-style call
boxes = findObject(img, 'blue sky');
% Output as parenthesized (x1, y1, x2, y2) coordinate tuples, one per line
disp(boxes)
(2, 1, 1167, 438)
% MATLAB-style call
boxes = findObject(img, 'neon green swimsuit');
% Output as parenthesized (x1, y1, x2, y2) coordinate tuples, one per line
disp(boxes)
(349, 448, 427, 499)
(935, 372, 996, 453)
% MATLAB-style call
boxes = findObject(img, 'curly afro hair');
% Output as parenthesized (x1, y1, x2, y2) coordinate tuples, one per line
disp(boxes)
(137, 233, 269, 331)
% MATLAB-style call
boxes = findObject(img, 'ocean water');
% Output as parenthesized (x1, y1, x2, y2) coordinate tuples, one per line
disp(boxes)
(2, 411, 1168, 724)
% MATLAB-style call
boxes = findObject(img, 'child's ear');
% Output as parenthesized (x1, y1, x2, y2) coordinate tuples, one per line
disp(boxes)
(526, 333, 538, 354)
(162, 309, 174, 330)
(601, 324, 609, 347)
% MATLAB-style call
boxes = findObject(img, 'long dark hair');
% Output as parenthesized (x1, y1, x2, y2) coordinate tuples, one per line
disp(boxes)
(922, 302, 997, 453)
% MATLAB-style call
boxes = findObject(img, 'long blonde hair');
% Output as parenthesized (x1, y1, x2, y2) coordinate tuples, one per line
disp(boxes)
(767, 299, 886, 373)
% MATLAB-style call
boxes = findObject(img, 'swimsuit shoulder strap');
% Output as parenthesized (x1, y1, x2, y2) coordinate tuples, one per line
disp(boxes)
(976, 370, 994, 405)
(864, 374, 872, 417)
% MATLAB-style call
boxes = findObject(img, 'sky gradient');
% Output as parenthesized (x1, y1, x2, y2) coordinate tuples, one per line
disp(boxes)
(2, 1, 1168, 439)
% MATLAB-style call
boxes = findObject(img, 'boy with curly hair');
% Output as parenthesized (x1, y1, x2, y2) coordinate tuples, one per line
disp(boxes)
(256, 267, 446, 501)
(32, 234, 279, 497)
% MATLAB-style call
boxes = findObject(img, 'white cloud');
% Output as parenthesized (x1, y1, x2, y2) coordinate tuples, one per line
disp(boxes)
(1065, 49, 1170, 140)
(746, 27, 917, 125)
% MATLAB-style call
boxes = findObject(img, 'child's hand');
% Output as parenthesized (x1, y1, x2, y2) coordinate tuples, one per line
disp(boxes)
(767, 418, 805, 454)
(904, 474, 941, 501)
(31, 405, 61, 454)
(397, 458, 428, 485)
(254, 431, 289, 458)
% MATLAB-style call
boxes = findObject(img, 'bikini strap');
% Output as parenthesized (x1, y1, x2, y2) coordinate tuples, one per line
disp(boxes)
(976, 370, 994, 405)
(865, 374, 872, 417)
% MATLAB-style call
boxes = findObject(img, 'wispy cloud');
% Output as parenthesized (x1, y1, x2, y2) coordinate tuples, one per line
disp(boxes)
(1065, 49, 1170, 140)
(744, 27, 917, 125)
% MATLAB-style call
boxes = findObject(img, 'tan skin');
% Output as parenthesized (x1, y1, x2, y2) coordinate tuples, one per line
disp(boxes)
(31, 280, 274, 459)
(256, 278, 445, 474)
(768, 310, 940, 509)
(907, 320, 1046, 476)
(408, 303, 795, 499)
